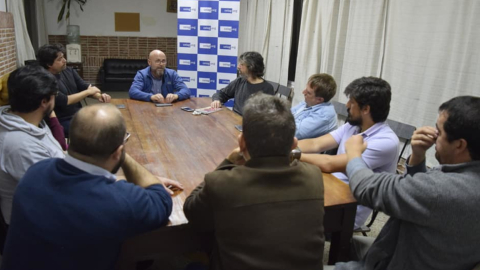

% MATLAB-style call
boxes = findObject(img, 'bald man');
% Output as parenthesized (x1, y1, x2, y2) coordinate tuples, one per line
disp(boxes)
(2, 103, 183, 270)
(129, 50, 191, 103)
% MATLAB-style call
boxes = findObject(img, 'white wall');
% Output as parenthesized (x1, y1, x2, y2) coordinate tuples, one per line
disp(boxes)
(43, 0, 177, 37)
(0, 0, 6, 12)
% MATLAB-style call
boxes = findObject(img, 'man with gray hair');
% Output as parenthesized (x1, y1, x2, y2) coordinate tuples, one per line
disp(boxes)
(211, 51, 275, 115)
(2, 103, 183, 270)
(185, 93, 325, 269)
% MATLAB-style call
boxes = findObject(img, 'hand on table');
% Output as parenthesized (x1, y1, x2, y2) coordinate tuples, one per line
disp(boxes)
(345, 135, 367, 161)
(409, 126, 437, 166)
(165, 94, 178, 103)
(96, 93, 111, 103)
(151, 94, 165, 103)
(157, 177, 184, 196)
(211, 100, 221, 109)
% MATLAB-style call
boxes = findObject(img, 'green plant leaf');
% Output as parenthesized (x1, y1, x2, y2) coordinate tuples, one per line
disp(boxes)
(57, 0, 67, 22)
(57, 0, 87, 23)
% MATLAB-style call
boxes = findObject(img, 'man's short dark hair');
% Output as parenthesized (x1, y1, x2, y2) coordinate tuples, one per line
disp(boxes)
(7, 65, 58, 113)
(37, 44, 65, 69)
(242, 93, 295, 158)
(238, 51, 265, 78)
(308, 73, 337, 102)
(439, 96, 480, 161)
(344, 77, 391, 123)
(68, 104, 126, 161)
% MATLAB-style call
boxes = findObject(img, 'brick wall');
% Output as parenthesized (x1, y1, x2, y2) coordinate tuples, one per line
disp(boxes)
(48, 35, 177, 86)
(0, 11, 17, 77)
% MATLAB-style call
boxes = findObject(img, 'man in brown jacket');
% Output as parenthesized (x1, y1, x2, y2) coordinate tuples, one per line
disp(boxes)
(184, 93, 325, 270)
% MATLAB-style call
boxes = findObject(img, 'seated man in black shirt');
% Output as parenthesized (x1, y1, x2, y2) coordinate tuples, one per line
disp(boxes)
(37, 44, 111, 137)
(211, 51, 274, 115)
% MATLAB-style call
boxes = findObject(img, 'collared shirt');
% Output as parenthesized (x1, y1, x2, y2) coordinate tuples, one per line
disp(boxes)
(151, 77, 163, 95)
(64, 154, 117, 182)
(330, 122, 399, 183)
(291, 101, 337, 140)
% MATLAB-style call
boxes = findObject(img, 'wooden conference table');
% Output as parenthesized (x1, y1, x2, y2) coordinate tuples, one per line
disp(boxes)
(113, 98, 357, 268)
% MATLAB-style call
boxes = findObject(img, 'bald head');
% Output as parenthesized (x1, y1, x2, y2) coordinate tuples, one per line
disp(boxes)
(148, 50, 167, 78)
(68, 104, 126, 161)
(149, 50, 165, 59)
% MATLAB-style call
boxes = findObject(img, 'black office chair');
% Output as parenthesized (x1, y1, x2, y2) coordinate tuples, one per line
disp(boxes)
(266, 80, 280, 94)
(357, 119, 416, 235)
(0, 207, 8, 254)
(331, 100, 348, 118)
(276, 85, 293, 102)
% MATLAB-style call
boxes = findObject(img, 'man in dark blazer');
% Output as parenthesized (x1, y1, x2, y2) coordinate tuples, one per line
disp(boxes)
(184, 93, 325, 270)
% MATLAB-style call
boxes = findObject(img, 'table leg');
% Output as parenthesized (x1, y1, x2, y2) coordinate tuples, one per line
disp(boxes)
(328, 204, 356, 265)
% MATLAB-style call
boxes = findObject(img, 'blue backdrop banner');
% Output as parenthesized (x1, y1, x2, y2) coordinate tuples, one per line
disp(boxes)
(177, 0, 240, 106)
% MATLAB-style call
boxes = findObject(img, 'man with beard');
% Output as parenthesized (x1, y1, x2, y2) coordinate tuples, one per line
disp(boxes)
(329, 96, 480, 270)
(129, 49, 191, 103)
(296, 77, 399, 229)
(2, 104, 183, 270)
(37, 44, 111, 137)
(0, 65, 65, 227)
(211, 51, 275, 115)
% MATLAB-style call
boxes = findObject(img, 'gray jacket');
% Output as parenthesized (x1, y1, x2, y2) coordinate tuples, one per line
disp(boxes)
(0, 106, 64, 224)
(335, 157, 480, 270)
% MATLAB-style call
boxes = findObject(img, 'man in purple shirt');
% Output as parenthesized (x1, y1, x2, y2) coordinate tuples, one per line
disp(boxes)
(297, 77, 399, 229)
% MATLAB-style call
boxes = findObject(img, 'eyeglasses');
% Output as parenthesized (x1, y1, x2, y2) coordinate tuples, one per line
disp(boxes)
(155, 59, 167, 64)
(124, 132, 131, 143)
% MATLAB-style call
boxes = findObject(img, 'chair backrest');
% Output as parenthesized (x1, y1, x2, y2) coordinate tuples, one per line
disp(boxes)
(276, 85, 292, 101)
(266, 80, 280, 93)
(386, 119, 416, 162)
(331, 100, 348, 117)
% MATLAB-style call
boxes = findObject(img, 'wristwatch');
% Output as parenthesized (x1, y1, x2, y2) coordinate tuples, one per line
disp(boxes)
(290, 147, 302, 163)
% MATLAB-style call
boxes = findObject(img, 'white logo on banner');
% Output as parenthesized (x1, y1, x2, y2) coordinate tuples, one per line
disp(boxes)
(198, 19, 219, 38)
(199, 77, 211, 84)
(219, 62, 233, 68)
(220, 26, 232, 32)
(199, 43, 212, 49)
(200, 7, 214, 13)
(219, 1, 240, 21)
(179, 59, 192, 65)
(179, 24, 192, 31)
(178, 0, 198, 19)
(178, 36, 198, 54)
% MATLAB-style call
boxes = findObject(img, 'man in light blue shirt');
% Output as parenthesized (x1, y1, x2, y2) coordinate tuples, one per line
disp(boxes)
(291, 74, 338, 140)
(297, 77, 399, 229)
